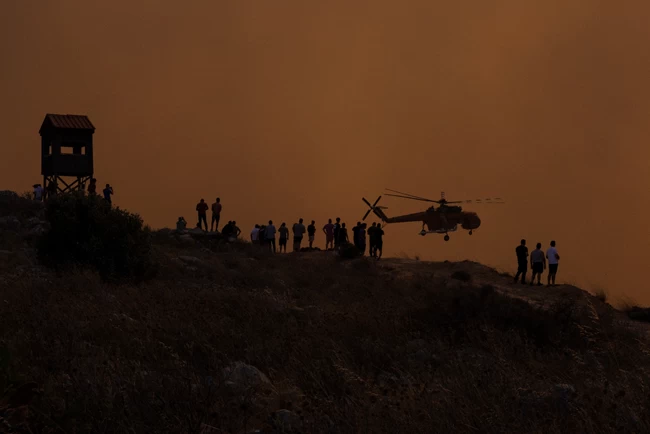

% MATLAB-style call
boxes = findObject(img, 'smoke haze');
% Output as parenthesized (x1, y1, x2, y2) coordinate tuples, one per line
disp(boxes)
(1, 1, 649, 302)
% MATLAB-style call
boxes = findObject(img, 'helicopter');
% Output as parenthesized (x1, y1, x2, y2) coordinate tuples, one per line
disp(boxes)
(362, 189, 504, 241)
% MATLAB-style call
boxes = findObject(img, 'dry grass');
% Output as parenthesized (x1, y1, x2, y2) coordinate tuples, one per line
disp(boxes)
(1, 232, 650, 433)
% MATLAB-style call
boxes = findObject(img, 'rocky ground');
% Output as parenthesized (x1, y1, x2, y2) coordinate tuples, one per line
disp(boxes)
(1, 190, 650, 433)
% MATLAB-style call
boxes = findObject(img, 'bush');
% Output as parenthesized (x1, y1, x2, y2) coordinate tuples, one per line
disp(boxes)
(451, 270, 472, 282)
(37, 193, 155, 282)
(337, 242, 360, 259)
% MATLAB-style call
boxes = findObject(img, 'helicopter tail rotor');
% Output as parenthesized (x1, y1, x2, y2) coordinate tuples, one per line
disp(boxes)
(362, 196, 388, 222)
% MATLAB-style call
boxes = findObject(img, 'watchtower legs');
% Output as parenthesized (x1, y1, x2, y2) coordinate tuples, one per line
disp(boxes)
(43, 175, 91, 196)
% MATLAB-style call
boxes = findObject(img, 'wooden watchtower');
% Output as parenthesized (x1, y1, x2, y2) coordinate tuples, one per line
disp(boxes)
(39, 114, 95, 194)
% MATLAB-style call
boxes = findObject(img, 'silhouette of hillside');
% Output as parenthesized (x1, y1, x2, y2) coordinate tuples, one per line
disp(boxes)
(1, 191, 650, 433)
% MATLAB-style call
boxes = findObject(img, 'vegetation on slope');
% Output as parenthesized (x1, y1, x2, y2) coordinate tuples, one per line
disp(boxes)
(1, 192, 650, 433)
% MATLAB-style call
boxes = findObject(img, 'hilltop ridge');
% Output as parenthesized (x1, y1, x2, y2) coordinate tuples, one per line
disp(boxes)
(1, 190, 650, 433)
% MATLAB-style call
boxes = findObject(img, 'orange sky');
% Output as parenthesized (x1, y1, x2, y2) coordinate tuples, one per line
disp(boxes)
(1, 0, 649, 303)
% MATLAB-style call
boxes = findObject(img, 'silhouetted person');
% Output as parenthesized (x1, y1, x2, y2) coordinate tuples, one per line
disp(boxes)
(103, 184, 114, 205)
(546, 240, 560, 286)
(338, 222, 349, 246)
(211, 197, 222, 232)
(514, 239, 528, 284)
(530, 242, 546, 286)
(259, 225, 267, 249)
(293, 218, 306, 252)
(176, 217, 187, 233)
(358, 223, 367, 255)
(266, 220, 277, 253)
(231, 221, 241, 239)
(333, 217, 342, 249)
(352, 222, 361, 249)
(221, 221, 232, 238)
(308, 220, 316, 248)
(279, 223, 289, 253)
(323, 219, 334, 250)
(46, 180, 57, 199)
(251, 224, 260, 244)
(87, 178, 97, 196)
(196, 199, 208, 231)
(375, 223, 385, 260)
(368, 222, 377, 257)
(33, 184, 43, 201)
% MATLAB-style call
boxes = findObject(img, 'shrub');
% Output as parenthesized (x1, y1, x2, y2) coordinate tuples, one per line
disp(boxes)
(37, 193, 155, 282)
(337, 242, 360, 260)
(451, 270, 472, 282)
(0, 190, 44, 219)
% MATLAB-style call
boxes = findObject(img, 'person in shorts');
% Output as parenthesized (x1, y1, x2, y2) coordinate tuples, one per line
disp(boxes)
(529, 242, 546, 286)
(307, 220, 316, 248)
(546, 240, 561, 286)
(323, 219, 335, 251)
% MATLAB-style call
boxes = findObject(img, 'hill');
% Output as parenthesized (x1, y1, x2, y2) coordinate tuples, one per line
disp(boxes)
(1, 191, 650, 433)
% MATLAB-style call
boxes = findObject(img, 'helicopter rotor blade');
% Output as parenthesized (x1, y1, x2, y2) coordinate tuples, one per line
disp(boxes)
(385, 193, 438, 203)
(460, 198, 506, 204)
(385, 188, 434, 202)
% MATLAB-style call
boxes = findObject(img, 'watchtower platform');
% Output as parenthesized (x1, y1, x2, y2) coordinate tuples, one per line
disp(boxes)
(39, 114, 95, 194)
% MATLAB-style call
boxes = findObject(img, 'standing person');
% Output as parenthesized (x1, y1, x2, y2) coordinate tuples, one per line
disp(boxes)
(546, 240, 561, 286)
(514, 239, 529, 284)
(530, 242, 546, 286)
(323, 219, 335, 251)
(258, 225, 267, 249)
(292, 218, 306, 252)
(338, 223, 349, 246)
(367, 222, 377, 257)
(103, 184, 114, 205)
(352, 222, 361, 250)
(279, 223, 289, 253)
(307, 220, 316, 249)
(211, 198, 222, 232)
(251, 224, 260, 244)
(46, 180, 57, 199)
(375, 223, 385, 260)
(87, 178, 97, 196)
(195, 199, 209, 231)
(33, 184, 44, 201)
(358, 223, 367, 255)
(266, 220, 277, 253)
(333, 218, 342, 249)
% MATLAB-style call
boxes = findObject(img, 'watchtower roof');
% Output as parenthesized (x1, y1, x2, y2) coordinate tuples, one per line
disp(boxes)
(39, 114, 95, 134)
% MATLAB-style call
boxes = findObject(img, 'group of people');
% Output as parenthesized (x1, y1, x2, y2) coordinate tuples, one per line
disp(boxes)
(188, 199, 387, 256)
(514, 239, 561, 286)
(249, 219, 316, 253)
(32, 178, 114, 204)
(247, 217, 385, 258)
(350, 221, 385, 258)
(195, 198, 222, 232)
